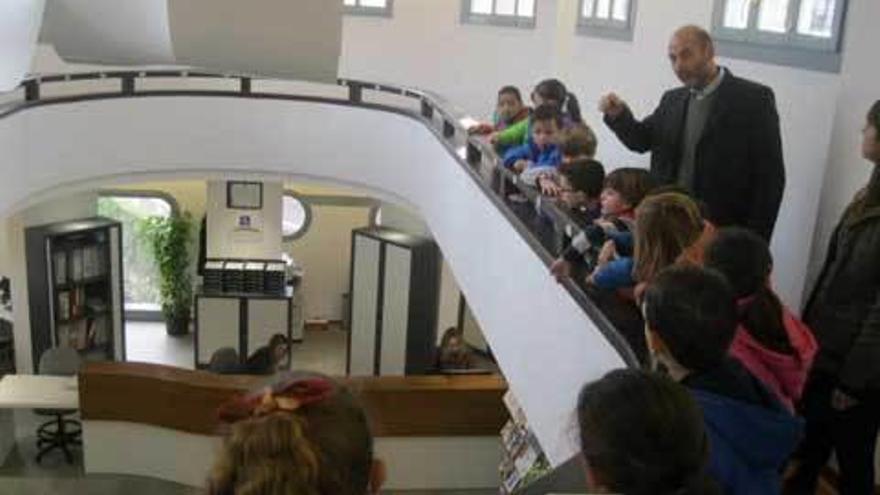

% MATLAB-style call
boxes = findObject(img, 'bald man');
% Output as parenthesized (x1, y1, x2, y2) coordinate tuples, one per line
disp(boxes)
(600, 26, 785, 241)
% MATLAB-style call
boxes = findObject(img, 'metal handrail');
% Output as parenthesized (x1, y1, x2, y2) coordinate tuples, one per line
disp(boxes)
(2, 70, 640, 368)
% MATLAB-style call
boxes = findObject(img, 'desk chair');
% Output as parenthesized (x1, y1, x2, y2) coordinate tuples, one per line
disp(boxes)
(34, 347, 82, 464)
(208, 347, 241, 374)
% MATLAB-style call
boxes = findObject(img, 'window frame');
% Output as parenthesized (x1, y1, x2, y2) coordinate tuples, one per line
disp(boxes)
(460, 0, 537, 29)
(97, 190, 180, 321)
(711, 0, 848, 72)
(97, 189, 180, 218)
(343, 0, 393, 18)
(576, 0, 638, 42)
(281, 190, 313, 242)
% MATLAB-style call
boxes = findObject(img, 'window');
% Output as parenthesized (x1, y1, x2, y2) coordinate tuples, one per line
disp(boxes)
(711, 0, 847, 72)
(343, 0, 393, 17)
(97, 191, 178, 316)
(462, 0, 536, 28)
(578, 0, 637, 41)
(282, 192, 312, 241)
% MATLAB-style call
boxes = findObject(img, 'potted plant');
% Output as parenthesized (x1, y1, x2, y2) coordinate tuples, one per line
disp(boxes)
(139, 213, 194, 336)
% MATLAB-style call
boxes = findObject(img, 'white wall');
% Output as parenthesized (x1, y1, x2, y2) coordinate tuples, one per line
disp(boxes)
(806, 0, 880, 297)
(206, 180, 283, 260)
(287, 203, 370, 320)
(339, 0, 842, 310)
(0, 0, 44, 91)
(340, 0, 557, 117)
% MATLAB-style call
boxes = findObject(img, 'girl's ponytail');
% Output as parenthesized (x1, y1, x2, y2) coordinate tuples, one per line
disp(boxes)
(565, 91, 583, 124)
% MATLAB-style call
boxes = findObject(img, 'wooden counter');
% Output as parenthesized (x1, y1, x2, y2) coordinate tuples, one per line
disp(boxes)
(79, 362, 508, 437)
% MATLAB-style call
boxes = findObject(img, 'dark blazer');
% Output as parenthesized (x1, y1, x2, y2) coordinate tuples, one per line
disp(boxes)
(604, 69, 786, 240)
(804, 192, 880, 394)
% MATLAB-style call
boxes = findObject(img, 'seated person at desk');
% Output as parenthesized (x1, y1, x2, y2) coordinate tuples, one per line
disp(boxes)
(244, 333, 290, 375)
(435, 327, 473, 371)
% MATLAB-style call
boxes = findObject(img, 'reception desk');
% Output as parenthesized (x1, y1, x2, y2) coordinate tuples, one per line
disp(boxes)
(78, 362, 507, 490)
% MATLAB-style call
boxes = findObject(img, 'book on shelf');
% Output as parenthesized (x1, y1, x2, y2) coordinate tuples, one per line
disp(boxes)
(71, 248, 84, 282)
(67, 287, 85, 320)
(57, 291, 71, 321)
(53, 251, 67, 286)
(74, 319, 88, 350)
(90, 315, 108, 347)
(83, 246, 95, 279)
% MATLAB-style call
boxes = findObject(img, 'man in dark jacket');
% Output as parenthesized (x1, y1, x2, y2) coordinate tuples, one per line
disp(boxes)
(643, 266, 802, 495)
(600, 25, 785, 241)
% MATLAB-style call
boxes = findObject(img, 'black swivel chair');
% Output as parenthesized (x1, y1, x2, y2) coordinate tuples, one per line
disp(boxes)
(34, 347, 82, 464)
(208, 347, 241, 374)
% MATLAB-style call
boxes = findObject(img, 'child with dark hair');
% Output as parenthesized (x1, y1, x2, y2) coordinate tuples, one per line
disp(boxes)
(550, 168, 654, 288)
(704, 227, 817, 411)
(492, 78, 583, 149)
(210, 372, 385, 495)
(503, 104, 563, 180)
(578, 369, 720, 495)
(468, 86, 530, 143)
(551, 159, 605, 225)
(643, 265, 802, 495)
(535, 124, 600, 197)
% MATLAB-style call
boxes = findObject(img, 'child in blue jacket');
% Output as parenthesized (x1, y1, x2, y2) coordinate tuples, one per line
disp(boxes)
(643, 266, 803, 495)
(502, 104, 563, 185)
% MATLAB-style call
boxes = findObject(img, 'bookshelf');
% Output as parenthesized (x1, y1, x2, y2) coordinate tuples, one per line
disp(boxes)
(26, 218, 125, 370)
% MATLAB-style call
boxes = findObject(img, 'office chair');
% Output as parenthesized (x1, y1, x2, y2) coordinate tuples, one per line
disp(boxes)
(34, 346, 82, 464)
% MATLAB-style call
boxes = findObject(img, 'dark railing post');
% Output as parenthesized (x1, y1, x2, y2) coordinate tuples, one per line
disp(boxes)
(443, 120, 455, 139)
(421, 100, 434, 120)
(240, 77, 251, 95)
(121, 75, 135, 96)
(24, 80, 40, 102)
(466, 140, 482, 166)
(348, 83, 362, 103)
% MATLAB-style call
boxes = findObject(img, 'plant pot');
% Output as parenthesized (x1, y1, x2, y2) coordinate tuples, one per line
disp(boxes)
(165, 314, 191, 336)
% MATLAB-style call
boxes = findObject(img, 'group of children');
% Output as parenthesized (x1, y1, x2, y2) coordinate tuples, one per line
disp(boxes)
(188, 91, 880, 495)
(476, 80, 823, 494)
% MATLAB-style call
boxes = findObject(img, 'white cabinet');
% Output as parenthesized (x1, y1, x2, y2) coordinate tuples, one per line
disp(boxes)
(347, 227, 440, 376)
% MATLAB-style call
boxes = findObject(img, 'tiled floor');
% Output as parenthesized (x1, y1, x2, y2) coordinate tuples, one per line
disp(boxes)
(125, 321, 195, 368)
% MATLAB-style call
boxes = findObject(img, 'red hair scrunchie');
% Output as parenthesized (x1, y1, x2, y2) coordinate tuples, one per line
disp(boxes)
(217, 377, 334, 423)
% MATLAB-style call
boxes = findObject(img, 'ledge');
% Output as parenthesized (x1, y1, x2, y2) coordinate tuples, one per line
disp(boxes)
(79, 362, 508, 437)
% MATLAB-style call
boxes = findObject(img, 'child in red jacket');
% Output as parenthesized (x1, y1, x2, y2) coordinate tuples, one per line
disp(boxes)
(704, 227, 817, 412)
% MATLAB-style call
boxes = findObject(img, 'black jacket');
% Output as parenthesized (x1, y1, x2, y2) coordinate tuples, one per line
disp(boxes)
(804, 183, 880, 394)
(605, 69, 786, 240)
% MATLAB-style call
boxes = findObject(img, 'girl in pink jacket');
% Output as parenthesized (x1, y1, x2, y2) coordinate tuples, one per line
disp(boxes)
(705, 227, 818, 411)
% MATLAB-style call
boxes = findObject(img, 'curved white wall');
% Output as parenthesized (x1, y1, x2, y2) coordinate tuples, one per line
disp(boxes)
(0, 96, 625, 465)
(83, 421, 501, 490)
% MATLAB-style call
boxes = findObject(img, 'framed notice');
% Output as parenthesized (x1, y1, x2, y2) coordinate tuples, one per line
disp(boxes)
(227, 181, 263, 210)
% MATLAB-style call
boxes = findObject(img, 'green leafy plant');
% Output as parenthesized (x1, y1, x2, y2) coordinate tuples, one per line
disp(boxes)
(138, 213, 194, 334)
